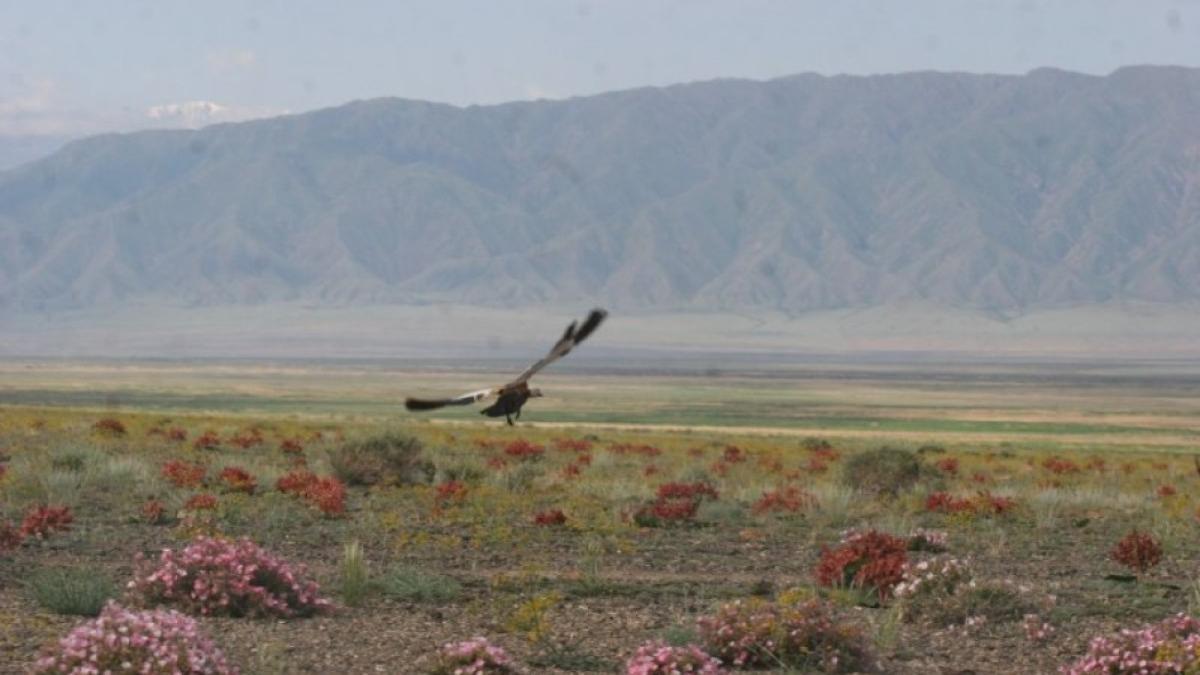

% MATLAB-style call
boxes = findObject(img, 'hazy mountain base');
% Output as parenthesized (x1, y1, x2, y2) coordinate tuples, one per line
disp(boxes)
(1, 301, 1197, 359)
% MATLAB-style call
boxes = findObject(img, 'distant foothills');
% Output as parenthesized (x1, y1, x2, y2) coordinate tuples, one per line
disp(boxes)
(2, 66, 1199, 319)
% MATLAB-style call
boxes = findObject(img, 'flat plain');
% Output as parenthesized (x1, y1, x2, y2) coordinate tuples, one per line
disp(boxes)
(2, 356, 1200, 673)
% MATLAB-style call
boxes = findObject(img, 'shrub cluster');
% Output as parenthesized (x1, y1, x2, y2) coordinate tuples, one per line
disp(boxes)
(275, 470, 346, 515)
(925, 491, 1017, 516)
(814, 530, 908, 601)
(1110, 530, 1163, 574)
(634, 482, 719, 527)
(163, 460, 207, 488)
(1062, 613, 1200, 674)
(20, 504, 74, 539)
(129, 536, 332, 618)
(696, 598, 874, 672)
(841, 447, 922, 496)
(34, 602, 235, 675)
(752, 486, 817, 515)
(330, 432, 431, 486)
(625, 641, 725, 675)
(424, 637, 517, 674)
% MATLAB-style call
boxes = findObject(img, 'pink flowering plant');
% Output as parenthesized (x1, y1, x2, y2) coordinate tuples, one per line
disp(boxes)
(625, 640, 726, 674)
(129, 536, 332, 618)
(33, 601, 236, 675)
(1062, 613, 1200, 674)
(424, 636, 518, 674)
(696, 598, 874, 672)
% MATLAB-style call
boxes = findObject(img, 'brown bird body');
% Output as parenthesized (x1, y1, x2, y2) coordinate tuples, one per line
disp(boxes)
(404, 309, 607, 425)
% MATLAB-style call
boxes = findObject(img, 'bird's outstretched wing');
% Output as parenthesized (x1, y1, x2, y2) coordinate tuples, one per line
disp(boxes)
(405, 387, 497, 412)
(511, 308, 607, 385)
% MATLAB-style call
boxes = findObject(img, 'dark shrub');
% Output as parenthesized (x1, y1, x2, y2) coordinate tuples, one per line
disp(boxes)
(330, 432, 433, 486)
(841, 446, 922, 496)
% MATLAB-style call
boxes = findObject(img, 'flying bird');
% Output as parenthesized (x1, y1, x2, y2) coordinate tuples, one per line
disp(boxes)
(405, 309, 608, 425)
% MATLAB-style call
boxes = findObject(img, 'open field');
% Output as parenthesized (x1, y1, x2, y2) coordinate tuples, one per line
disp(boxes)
(2, 358, 1200, 673)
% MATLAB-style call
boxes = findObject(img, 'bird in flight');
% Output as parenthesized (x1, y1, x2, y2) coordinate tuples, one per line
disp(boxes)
(405, 309, 608, 425)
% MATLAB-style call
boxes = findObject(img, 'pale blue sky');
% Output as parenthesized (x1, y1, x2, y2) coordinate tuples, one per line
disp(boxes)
(2, 0, 1197, 135)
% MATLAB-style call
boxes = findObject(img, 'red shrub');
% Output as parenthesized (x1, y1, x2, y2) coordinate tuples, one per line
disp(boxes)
(809, 447, 840, 463)
(165, 427, 188, 442)
(193, 430, 221, 450)
(553, 438, 592, 453)
(1111, 531, 1163, 574)
(161, 460, 206, 488)
(218, 467, 257, 494)
(561, 463, 582, 479)
(1042, 457, 1081, 475)
(228, 428, 264, 449)
(503, 439, 545, 460)
(279, 438, 304, 454)
(435, 480, 468, 503)
(1157, 484, 1178, 498)
(608, 443, 661, 457)
(21, 505, 73, 539)
(276, 469, 318, 496)
(92, 418, 127, 436)
(723, 445, 747, 463)
(979, 492, 1018, 515)
(1, 521, 25, 553)
(634, 482, 718, 527)
(533, 509, 568, 526)
(753, 486, 817, 515)
(926, 491, 1016, 516)
(576, 453, 592, 466)
(303, 477, 346, 516)
(141, 499, 168, 524)
(184, 494, 218, 511)
(936, 457, 960, 475)
(814, 530, 907, 601)
(925, 491, 973, 514)
(657, 482, 719, 501)
(805, 457, 829, 474)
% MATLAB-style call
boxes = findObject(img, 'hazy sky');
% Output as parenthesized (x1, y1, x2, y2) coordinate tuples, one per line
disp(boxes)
(2, 0, 1198, 136)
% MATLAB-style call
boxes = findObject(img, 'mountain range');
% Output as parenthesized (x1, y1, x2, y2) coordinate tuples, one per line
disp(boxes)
(2, 66, 1199, 316)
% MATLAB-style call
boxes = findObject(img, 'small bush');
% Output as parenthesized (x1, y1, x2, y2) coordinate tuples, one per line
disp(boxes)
(1111, 530, 1163, 574)
(91, 418, 127, 437)
(752, 486, 817, 515)
(841, 447, 922, 496)
(1062, 613, 1200, 674)
(697, 598, 874, 672)
(29, 567, 118, 616)
(130, 536, 332, 618)
(33, 602, 235, 675)
(814, 530, 908, 602)
(162, 460, 207, 488)
(634, 482, 719, 527)
(424, 637, 517, 674)
(380, 565, 462, 603)
(330, 432, 432, 487)
(217, 466, 257, 494)
(533, 508, 568, 526)
(21, 504, 73, 539)
(625, 640, 726, 674)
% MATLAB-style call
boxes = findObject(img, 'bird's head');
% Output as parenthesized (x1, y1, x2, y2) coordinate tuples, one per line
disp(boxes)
(529, 388, 544, 398)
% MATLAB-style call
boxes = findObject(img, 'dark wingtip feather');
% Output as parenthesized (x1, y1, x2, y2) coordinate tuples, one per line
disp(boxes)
(573, 308, 607, 344)
(405, 398, 448, 411)
(560, 320, 577, 344)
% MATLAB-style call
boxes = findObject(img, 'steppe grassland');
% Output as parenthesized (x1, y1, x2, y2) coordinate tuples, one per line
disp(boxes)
(1, 359, 1199, 673)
